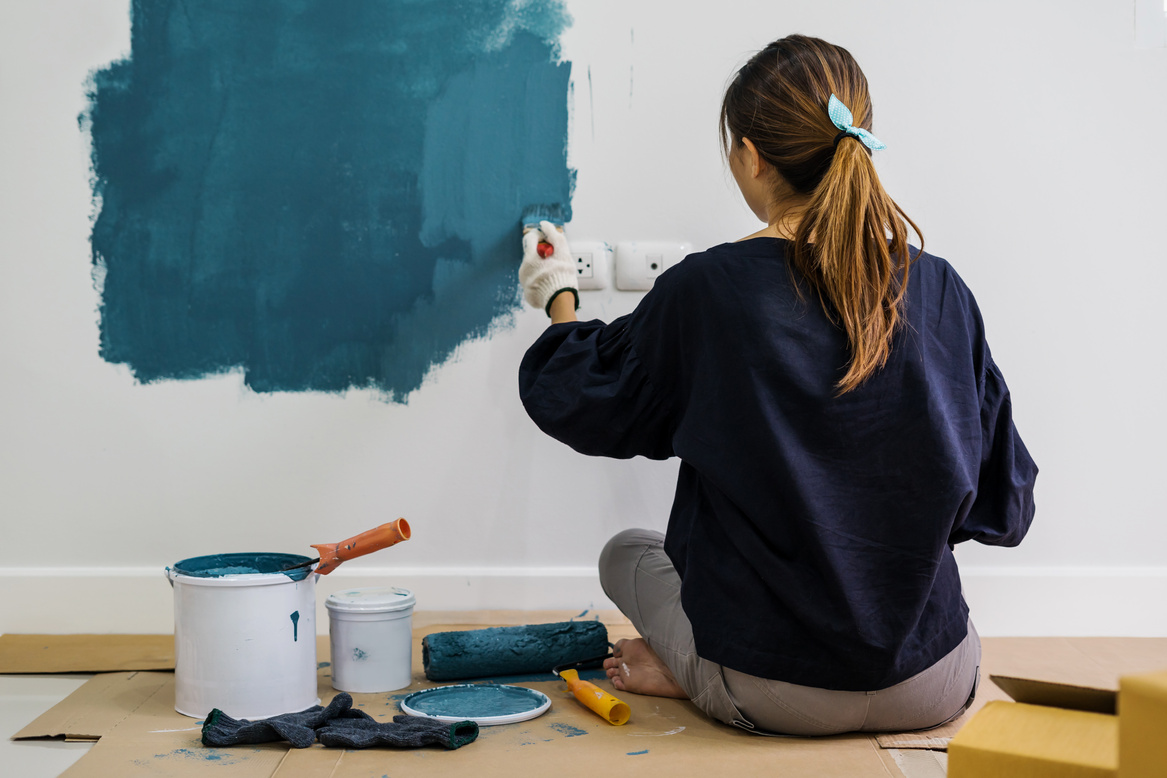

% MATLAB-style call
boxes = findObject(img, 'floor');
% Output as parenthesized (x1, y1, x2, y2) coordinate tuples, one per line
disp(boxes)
(3, 615, 1164, 778)
(1, 673, 94, 777)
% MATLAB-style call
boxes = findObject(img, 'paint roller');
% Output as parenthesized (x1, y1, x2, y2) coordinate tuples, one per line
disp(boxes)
(278, 518, 411, 574)
(422, 621, 632, 725)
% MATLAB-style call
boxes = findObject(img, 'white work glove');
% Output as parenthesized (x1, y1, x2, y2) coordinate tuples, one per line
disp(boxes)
(519, 220, 579, 316)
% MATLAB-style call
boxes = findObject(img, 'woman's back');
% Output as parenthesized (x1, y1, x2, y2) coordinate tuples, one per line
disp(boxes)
(520, 237, 1036, 690)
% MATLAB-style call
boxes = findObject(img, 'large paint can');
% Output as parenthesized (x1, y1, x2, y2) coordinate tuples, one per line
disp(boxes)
(326, 586, 416, 693)
(166, 553, 319, 719)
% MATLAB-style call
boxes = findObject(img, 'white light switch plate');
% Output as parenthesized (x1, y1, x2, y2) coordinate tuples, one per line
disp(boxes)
(614, 241, 693, 291)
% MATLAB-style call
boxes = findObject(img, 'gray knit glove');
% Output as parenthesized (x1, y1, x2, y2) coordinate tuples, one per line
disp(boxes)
(316, 714, 479, 750)
(519, 220, 579, 315)
(201, 692, 371, 749)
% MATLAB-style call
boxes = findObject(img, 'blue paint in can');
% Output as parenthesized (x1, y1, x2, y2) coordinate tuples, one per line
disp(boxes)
(171, 553, 313, 582)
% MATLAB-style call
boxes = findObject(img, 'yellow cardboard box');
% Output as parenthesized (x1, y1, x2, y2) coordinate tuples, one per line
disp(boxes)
(949, 671, 1167, 778)
(1119, 669, 1167, 778)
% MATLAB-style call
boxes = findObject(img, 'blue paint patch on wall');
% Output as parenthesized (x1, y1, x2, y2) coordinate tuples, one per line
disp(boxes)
(85, 0, 573, 399)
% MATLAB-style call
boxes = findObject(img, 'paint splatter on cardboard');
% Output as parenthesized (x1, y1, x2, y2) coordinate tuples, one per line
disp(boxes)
(85, 0, 574, 399)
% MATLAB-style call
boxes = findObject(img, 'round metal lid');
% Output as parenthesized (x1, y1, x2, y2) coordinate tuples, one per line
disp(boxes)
(399, 684, 551, 726)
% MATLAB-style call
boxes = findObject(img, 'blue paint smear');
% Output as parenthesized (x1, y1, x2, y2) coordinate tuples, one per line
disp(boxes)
(353, 648, 369, 661)
(158, 748, 230, 762)
(290, 611, 300, 642)
(627, 749, 649, 756)
(171, 553, 313, 581)
(85, 0, 574, 399)
(549, 722, 587, 737)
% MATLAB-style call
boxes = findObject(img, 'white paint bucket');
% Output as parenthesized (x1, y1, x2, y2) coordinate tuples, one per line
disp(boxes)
(167, 553, 319, 719)
(326, 586, 416, 693)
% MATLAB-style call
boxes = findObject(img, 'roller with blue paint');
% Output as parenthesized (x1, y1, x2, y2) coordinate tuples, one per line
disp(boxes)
(422, 621, 610, 681)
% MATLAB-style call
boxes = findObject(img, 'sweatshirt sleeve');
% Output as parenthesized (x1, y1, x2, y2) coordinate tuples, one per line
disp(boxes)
(518, 315, 675, 460)
(949, 355, 1038, 546)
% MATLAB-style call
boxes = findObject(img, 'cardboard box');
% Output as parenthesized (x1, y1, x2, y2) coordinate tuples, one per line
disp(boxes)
(948, 698, 1118, 777)
(949, 671, 1167, 778)
(1119, 669, 1167, 778)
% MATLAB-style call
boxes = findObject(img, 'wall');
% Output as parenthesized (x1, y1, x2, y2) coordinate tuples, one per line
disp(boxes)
(1, 0, 1165, 636)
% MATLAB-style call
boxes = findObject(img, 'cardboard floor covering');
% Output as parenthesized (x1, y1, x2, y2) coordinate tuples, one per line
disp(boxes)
(8, 615, 1167, 777)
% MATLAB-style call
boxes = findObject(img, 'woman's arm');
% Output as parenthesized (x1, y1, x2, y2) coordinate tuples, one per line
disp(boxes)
(548, 290, 578, 324)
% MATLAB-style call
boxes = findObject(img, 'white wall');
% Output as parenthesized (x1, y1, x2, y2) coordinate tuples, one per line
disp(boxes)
(2, 0, 1165, 636)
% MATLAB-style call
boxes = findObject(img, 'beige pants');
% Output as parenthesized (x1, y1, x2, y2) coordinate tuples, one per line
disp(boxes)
(598, 528, 981, 736)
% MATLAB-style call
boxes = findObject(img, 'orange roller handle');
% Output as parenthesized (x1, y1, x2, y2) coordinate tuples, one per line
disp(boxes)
(311, 518, 411, 575)
(560, 669, 631, 725)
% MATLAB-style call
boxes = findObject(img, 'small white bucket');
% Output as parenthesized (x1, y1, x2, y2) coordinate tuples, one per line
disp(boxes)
(326, 586, 416, 693)
(167, 553, 319, 719)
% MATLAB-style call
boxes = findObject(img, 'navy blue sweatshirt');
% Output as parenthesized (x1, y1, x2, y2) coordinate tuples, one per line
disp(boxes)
(519, 238, 1037, 691)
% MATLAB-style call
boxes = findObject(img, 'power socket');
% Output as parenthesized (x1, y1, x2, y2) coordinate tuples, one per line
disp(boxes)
(614, 241, 693, 291)
(571, 241, 612, 291)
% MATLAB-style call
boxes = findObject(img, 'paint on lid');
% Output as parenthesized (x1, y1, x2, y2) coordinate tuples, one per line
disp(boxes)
(325, 586, 416, 613)
(400, 684, 551, 726)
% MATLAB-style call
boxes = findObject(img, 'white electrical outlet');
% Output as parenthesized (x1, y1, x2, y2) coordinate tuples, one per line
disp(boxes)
(571, 241, 612, 291)
(614, 241, 693, 291)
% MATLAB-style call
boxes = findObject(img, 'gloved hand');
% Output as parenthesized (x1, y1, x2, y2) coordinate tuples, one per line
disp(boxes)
(316, 714, 479, 750)
(201, 692, 372, 749)
(519, 220, 579, 316)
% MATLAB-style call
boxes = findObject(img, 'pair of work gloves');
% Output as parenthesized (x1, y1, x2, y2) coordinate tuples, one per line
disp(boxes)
(201, 692, 478, 751)
(519, 220, 579, 316)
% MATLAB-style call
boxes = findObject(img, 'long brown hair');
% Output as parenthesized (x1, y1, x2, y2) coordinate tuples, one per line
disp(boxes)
(720, 35, 923, 393)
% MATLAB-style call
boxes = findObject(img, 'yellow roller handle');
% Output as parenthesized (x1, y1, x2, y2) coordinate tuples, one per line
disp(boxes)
(560, 669, 631, 725)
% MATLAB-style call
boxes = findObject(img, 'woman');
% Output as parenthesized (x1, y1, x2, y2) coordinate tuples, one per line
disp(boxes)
(517, 34, 1036, 736)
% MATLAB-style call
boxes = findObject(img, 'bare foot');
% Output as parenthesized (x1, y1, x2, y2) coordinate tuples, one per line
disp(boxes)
(603, 638, 688, 698)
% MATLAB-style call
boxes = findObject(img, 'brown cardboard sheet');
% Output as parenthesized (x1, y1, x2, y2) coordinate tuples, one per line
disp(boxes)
(0, 634, 175, 673)
(14, 671, 171, 742)
(11, 623, 1165, 772)
(14, 635, 901, 778)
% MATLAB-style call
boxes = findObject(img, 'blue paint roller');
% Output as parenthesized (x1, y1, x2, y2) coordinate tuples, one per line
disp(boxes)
(422, 621, 609, 681)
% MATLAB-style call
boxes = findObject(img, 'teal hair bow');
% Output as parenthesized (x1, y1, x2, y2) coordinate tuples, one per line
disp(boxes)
(828, 94, 886, 151)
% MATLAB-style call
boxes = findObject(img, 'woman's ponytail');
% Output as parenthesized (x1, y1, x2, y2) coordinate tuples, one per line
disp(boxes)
(721, 35, 923, 394)
(793, 136, 921, 393)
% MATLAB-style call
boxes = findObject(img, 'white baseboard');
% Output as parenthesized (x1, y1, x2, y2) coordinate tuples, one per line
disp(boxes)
(1, 566, 1164, 637)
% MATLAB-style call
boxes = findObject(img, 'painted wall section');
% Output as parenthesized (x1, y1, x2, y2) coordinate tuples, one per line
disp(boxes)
(86, 0, 573, 399)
